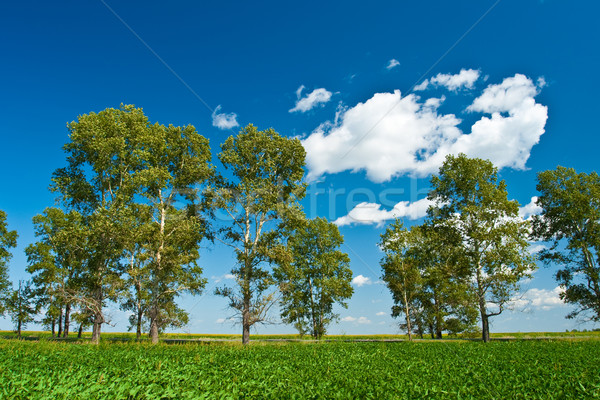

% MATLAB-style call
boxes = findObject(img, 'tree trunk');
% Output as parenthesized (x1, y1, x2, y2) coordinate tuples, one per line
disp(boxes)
(17, 320, 22, 338)
(149, 307, 159, 344)
(57, 308, 63, 338)
(91, 310, 103, 344)
(242, 291, 251, 345)
(433, 295, 443, 339)
(478, 296, 490, 342)
(403, 291, 412, 341)
(78, 323, 83, 338)
(136, 308, 143, 340)
(476, 264, 490, 343)
(63, 303, 71, 338)
(51, 319, 56, 338)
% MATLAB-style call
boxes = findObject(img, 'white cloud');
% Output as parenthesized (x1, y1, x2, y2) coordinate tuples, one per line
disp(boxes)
(289, 86, 332, 113)
(302, 72, 547, 183)
(211, 105, 239, 130)
(212, 273, 237, 283)
(435, 68, 480, 90)
(376, 311, 386, 316)
(216, 318, 227, 324)
(528, 243, 547, 254)
(519, 196, 543, 220)
(334, 198, 432, 227)
(341, 316, 371, 324)
(513, 287, 565, 311)
(414, 69, 480, 91)
(351, 275, 372, 287)
(386, 59, 400, 70)
(413, 80, 429, 91)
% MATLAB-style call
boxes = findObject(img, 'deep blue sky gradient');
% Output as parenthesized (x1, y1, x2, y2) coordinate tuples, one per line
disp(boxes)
(1, 0, 598, 333)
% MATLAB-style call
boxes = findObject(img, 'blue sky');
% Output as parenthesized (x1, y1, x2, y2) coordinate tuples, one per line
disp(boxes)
(1, 0, 599, 334)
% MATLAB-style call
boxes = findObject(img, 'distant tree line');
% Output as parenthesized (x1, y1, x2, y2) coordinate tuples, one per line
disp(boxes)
(0, 105, 598, 344)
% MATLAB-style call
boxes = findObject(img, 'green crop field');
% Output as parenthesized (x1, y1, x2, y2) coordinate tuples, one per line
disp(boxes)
(1, 339, 599, 399)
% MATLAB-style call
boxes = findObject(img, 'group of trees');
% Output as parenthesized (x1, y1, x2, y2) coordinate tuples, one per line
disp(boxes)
(0, 105, 598, 344)
(0, 105, 353, 344)
(380, 155, 534, 342)
(380, 155, 600, 341)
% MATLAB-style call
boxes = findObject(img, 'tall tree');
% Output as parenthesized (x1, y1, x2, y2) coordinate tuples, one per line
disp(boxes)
(405, 223, 477, 339)
(51, 105, 145, 343)
(26, 208, 87, 338)
(6, 280, 37, 338)
(428, 154, 534, 342)
(0, 210, 17, 315)
(533, 166, 600, 322)
(379, 220, 424, 341)
(130, 122, 212, 344)
(119, 204, 152, 340)
(274, 217, 353, 339)
(213, 124, 306, 344)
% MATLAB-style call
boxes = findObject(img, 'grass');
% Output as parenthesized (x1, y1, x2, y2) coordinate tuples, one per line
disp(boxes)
(1, 337, 599, 398)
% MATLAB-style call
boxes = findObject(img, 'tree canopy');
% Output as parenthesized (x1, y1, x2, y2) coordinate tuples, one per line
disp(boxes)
(427, 154, 534, 342)
(533, 166, 600, 322)
(275, 217, 353, 339)
(213, 124, 306, 344)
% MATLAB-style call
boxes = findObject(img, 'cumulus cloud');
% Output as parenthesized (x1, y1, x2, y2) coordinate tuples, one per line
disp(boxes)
(289, 86, 332, 113)
(513, 287, 565, 311)
(351, 275, 372, 287)
(212, 274, 237, 283)
(386, 59, 401, 70)
(341, 316, 372, 324)
(334, 198, 432, 227)
(211, 105, 239, 130)
(376, 311, 386, 316)
(302, 72, 547, 182)
(528, 243, 547, 254)
(416, 68, 480, 91)
(519, 196, 543, 220)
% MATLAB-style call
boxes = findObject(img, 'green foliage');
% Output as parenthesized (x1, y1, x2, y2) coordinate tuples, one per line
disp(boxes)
(0, 210, 17, 315)
(275, 217, 353, 339)
(212, 124, 306, 344)
(50, 105, 148, 342)
(26, 207, 88, 336)
(428, 154, 535, 342)
(0, 340, 599, 399)
(45, 105, 213, 343)
(5, 281, 37, 336)
(533, 166, 600, 321)
(380, 220, 478, 339)
(126, 121, 212, 342)
(379, 220, 424, 340)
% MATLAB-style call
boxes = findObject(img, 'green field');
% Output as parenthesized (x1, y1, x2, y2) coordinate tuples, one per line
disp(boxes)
(3, 330, 600, 342)
(1, 338, 599, 399)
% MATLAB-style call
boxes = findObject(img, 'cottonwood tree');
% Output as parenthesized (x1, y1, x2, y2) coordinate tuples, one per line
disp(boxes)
(0, 210, 17, 315)
(51, 105, 145, 343)
(274, 217, 353, 339)
(120, 204, 152, 339)
(428, 154, 534, 342)
(212, 124, 306, 345)
(6, 280, 37, 338)
(132, 122, 212, 344)
(26, 208, 87, 337)
(533, 166, 600, 322)
(379, 220, 424, 341)
(407, 223, 478, 339)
